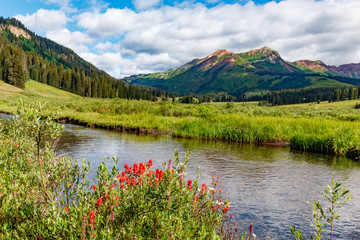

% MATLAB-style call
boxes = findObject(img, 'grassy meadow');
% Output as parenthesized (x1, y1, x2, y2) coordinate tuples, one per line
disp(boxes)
(1, 80, 360, 159)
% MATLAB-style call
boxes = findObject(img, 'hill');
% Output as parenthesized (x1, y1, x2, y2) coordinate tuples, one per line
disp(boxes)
(124, 47, 360, 97)
(0, 17, 172, 100)
(0, 80, 79, 98)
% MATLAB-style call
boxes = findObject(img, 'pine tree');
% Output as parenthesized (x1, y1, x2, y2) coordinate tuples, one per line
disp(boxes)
(12, 49, 25, 88)
(63, 68, 72, 91)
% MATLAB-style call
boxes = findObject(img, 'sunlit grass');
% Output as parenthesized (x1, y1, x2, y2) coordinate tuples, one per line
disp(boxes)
(1, 80, 359, 158)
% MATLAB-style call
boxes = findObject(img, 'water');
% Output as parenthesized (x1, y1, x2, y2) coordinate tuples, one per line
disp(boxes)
(52, 124, 360, 239)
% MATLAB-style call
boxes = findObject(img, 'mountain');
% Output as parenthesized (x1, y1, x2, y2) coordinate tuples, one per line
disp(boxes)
(0, 17, 172, 100)
(124, 47, 360, 97)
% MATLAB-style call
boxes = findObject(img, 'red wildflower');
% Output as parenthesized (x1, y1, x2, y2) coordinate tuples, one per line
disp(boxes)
(97, 197, 103, 207)
(65, 207, 69, 212)
(212, 206, 216, 212)
(249, 225, 253, 235)
(92, 185, 96, 191)
(149, 181, 153, 186)
(131, 179, 136, 186)
(148, 159, 153, 167)
(88, 210, 95, 225)
(187, 179, 192, 190)
(139, 162, 145, 174)
(222, 206, 230, 214)
(114, 195, 119, 205)
(201, 183, 207, 194)
(133, 163, 138, 174)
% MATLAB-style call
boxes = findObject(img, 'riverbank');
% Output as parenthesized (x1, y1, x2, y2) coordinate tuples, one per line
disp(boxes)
(0, 80, 359, 160)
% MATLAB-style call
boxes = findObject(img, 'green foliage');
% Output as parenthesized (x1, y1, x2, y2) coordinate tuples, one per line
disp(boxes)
(0, 18, 172, 101)
(290, 179, 351, 240)
(1, 84, 360, 159)
(0, 102, 244, 239)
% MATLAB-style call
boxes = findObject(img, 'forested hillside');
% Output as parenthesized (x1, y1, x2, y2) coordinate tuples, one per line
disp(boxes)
(0, 17, 173, 100)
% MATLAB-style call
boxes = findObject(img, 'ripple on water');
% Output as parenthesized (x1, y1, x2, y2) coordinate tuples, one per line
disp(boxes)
(55, 124, 360, 239)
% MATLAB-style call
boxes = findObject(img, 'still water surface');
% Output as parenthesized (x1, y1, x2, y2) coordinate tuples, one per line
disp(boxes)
(56, 124, 360, 239)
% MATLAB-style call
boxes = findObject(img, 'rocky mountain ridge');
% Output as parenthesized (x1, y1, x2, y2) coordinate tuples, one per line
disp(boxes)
(124, 47, 360, 96)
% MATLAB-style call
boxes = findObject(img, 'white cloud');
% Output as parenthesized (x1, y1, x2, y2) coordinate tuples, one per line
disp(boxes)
(94, 41, 114, 52)
(46, 28, 93, 54)
(80, 51, 179, 78)
(132, 0, 162, 11)
(43, 0, 76, 13)
(25, 0, 360, 78)
(14, 9, 68, 33)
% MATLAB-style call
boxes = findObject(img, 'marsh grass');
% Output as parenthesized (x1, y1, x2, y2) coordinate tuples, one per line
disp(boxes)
(0, 80, 359, 158)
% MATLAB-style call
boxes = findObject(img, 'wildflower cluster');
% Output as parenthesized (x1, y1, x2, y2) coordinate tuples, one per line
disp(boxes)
(98, 107, 114, 113)
(0, 101, 250, 239)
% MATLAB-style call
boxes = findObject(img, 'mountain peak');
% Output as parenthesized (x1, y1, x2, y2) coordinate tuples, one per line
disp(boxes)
(245, 46, 280, 57)
(295, 60, 328, 71)
(209, 49, 232, 57)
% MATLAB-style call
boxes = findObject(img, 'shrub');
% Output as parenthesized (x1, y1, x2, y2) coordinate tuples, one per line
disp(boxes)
(0, 101, 245, 239)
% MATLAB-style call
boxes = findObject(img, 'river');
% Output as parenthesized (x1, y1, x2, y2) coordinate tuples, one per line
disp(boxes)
(54, 124, 360, 239)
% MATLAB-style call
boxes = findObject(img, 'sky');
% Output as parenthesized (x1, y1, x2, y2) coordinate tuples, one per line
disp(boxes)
(1, 0, 360, 79)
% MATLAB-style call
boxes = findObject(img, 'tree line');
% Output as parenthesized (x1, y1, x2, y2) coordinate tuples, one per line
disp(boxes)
(0, 17, 172, 100)
(242, 87, 360, 106)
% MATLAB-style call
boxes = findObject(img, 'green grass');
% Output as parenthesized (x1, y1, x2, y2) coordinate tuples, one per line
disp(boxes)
(1, 80, 360, 158)
(0, 80, 23, 96)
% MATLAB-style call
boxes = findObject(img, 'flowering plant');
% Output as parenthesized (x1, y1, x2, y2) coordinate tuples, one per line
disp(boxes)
(0, 101, 246, 239)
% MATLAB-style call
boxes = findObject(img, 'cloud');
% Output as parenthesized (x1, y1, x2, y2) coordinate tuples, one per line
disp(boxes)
(80, 51, 179, 78)
(132, 0, 162, 11)
(46, 28, 93, 54)
(94, 41, 114, 52)
(14, 9, 68, 33)
(47, 0, 360, 77)
(43, 0, 75, 13)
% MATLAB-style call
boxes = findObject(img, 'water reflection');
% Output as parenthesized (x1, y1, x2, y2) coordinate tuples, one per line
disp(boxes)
(54, 124, 360, 239)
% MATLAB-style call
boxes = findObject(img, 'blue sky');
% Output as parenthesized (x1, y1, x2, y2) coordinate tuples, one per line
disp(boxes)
(1, 0, 279, 17)
(1, 0, 360, 78)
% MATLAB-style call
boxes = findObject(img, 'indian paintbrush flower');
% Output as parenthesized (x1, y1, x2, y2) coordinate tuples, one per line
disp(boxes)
(97, 198, 103, 207)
